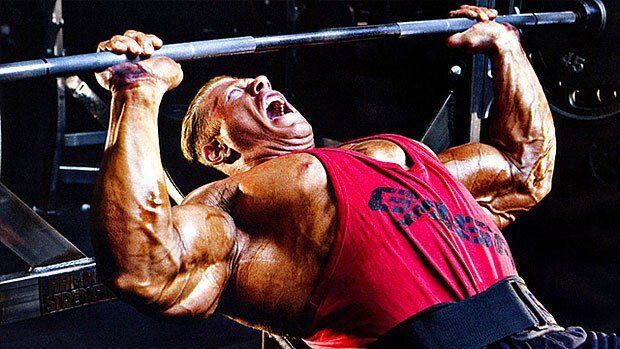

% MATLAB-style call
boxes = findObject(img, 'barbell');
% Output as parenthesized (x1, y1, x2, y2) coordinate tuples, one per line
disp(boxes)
(525, 0, 619, 120)
(0, 0, 607, 83)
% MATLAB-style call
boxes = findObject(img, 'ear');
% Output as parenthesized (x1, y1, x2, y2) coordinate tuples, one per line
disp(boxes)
(201, 138, 232, 165)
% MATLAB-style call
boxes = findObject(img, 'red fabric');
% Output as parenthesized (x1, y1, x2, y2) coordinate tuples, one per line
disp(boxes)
(301, 134, 517, 348)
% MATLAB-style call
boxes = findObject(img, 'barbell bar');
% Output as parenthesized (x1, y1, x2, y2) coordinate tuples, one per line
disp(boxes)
(0, 0, 606, 83)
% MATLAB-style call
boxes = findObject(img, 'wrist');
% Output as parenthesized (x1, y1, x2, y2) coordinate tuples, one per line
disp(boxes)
(112, 85, 163, 111)
(490, 30, 522, 57)
(104, 62, 169, 97)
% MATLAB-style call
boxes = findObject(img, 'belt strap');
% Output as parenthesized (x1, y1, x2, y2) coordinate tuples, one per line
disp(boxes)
(376, 277, 557, 349)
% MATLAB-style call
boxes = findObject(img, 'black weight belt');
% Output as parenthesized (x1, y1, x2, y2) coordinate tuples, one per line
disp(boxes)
(373, 276, 560, 349)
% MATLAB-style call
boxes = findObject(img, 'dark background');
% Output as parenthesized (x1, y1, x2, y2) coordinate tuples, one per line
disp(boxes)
(0, 0, 618, 348)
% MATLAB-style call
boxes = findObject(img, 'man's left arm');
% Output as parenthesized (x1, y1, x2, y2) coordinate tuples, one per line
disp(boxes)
(439, 6, 556, 229)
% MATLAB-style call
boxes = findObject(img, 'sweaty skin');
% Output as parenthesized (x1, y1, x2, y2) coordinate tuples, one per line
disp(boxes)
(91, 7, 555, 339)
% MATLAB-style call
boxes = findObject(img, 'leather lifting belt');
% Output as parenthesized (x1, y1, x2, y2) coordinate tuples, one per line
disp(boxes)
(373, 277, 560, 349)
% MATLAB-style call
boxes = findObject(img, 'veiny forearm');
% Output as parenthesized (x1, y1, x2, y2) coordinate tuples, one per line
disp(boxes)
(440, 35, 556, 229)
(488, 40, 556, 203)
(92, 87, 184, 307)
(489, 41, 556, 175)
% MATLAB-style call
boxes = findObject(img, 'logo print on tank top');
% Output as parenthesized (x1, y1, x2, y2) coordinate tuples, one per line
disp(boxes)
(368, 186, 509, 256)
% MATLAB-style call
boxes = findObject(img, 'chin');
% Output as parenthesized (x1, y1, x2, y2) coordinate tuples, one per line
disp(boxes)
(273, 114, 313, 141)
(291, 121, 313, 139)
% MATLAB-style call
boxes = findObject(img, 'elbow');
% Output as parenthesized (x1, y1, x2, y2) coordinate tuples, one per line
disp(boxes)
(533, 170, 553, 203)
(526, 181, 552, 208)
(531, 144, 556, 204)
(161, 301, 218, 319)
(106, 273, 168, 311)
(108, 275, 196, 319)
(516, 159, 555, 208)
(517, 136, 556, 206)
(105, 271, 216, 320)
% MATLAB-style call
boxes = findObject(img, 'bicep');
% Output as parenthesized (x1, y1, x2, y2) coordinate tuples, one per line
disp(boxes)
(160, 204, 238, 318)
(439, 142, 533, 229)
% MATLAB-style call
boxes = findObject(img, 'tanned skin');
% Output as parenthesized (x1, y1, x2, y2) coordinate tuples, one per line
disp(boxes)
(91, 6, 555, 338)
(346, 7, 556, 229)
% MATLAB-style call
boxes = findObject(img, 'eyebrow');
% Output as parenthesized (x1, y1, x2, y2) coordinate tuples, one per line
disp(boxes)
(228, 81, 248, 90)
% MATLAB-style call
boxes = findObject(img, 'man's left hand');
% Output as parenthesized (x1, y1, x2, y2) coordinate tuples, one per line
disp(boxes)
(446, 5, 521, 55)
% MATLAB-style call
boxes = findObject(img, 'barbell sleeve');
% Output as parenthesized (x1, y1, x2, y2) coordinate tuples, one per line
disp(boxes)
(0, 8, 599, 83)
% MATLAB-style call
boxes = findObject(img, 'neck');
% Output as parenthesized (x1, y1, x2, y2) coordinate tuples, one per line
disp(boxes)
(218, 137, 316, 176)
(221, 154, 282, 176)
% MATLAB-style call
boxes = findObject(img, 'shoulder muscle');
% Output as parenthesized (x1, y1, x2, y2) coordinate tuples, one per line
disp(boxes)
(235, 153, 328, 196)
(341, 139, 408, 167)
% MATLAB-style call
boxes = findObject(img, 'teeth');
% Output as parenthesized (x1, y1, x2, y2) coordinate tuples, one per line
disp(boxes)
(264, 94, 291, 121)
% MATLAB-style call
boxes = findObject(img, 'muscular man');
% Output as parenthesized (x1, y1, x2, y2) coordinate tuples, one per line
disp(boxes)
(91, 6, 611, 348)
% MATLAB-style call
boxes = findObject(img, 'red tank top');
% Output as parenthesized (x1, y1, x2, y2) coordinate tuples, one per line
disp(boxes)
(301, 134, 517, 348)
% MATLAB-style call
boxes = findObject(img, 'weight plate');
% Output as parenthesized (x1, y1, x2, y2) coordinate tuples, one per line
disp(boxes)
(524, 0, 620, 120)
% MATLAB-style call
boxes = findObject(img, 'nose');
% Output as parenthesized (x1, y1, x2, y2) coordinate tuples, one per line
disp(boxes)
(247, 75, 271, 96)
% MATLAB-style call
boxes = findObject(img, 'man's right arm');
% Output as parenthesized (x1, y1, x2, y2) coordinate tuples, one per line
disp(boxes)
(91, 31, 238, 317)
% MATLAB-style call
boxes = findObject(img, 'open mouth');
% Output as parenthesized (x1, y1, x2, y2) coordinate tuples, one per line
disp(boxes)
(264, 94, 293, 121)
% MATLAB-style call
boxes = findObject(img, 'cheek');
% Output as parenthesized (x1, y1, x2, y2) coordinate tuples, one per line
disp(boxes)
(223, 110, 264, 148)
(230, 108, 261, 133)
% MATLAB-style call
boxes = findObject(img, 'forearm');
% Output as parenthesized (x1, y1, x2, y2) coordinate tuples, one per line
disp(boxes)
(92, 86, 182, 303)
(441, 10, 556, 228)
(488, 37, 556, 199)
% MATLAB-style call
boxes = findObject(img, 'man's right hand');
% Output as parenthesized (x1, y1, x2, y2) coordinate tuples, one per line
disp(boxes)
(95, 30, 183, 94)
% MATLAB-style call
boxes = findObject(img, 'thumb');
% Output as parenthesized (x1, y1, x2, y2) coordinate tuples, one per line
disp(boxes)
(94, 68, 113, 90)
(100, 69, 113, 82)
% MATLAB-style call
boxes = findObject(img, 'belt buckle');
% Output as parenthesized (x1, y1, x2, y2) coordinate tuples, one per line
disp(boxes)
(509, 277, 558, 331)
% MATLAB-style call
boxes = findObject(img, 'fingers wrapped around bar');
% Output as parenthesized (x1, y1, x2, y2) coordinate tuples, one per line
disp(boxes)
(97, 30, 163, 57)
(449, 5, 499, 21)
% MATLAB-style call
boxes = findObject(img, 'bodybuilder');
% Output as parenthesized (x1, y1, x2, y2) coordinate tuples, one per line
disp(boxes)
(91, 6, 609, 348)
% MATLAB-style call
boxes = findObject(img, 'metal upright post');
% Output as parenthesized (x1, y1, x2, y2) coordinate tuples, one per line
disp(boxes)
(468, 0, 496, 143)
(47, 0, 66, 212)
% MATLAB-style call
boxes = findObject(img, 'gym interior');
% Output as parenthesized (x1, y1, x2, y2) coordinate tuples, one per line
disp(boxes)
(0, 0, 618, 348)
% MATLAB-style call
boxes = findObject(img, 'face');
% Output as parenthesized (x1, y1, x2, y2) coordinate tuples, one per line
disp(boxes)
(204, 76, 314, 171)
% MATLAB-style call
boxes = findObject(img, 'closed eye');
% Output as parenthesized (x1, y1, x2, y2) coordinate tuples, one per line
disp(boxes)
(226, 88, 244, 102)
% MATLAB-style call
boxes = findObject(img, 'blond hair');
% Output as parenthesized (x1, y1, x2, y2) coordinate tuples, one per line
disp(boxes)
(181, 76, 234, 163)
